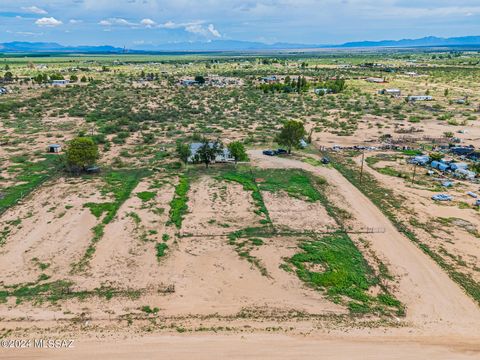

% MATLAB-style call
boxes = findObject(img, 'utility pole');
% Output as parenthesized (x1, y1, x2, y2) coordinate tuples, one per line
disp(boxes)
(412, 163, 417, 184)
(360, 148, 365, 184)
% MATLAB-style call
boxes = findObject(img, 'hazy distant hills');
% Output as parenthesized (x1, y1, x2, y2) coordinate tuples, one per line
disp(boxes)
(339, 36, 480, 48)
(0, 41, 122, 53)
(1, 36, 480, 53)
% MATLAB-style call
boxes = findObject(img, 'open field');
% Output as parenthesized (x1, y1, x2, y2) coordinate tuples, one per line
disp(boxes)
(1, 50, 480, 358)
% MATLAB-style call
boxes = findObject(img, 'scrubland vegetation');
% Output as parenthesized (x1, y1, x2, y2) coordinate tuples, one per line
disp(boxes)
(0, 49, 479, 339)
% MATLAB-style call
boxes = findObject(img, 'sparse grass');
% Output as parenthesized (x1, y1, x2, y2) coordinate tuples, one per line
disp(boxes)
(0, 279, 142, 305)
(0, 155, 58, 215)
(288, 232, 404, 316)
(136, 191, 156, 202)
(168, 175, 190, 228)
(155, 243, 169, 259)
(71, 169, 148, 273)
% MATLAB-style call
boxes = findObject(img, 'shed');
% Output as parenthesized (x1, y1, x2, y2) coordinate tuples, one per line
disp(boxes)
(47, 144, 62, 153)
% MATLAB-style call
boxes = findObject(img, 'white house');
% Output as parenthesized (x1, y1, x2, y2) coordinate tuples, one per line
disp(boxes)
(366, 77, 385, 83)
(314, 88, 332, 95)
(378, 89, 401, 97)
(188, 143, 234, 163)
(52, 79, 70, 86)
(407, 95, 433, 102)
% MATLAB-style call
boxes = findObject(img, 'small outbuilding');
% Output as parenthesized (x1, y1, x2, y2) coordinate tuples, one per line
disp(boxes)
(378, 88, 401, 97)
(47, 144, 62, 153)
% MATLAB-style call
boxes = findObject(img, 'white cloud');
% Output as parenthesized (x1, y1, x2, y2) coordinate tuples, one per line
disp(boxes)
(35, 17, 63, 27)
(140, 18, 156, 28)
(99, 18, 136, 27)
(21, 6, 48, 15)
(184, 22, 221, 38)
(207, 24, 221, 38)
(160, 20, 221, 38)
(69, 19, 83, 24)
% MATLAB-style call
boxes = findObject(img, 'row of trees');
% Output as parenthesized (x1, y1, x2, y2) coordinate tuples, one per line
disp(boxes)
(176, 120, 307, 168)
(259, 76, 309, 93)
(63, 121, 307, 173)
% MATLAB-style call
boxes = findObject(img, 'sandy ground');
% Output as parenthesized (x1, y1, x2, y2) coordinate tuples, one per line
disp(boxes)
(0, 177, 103, 285)
(248, 150, 480, 334)
(1, 154, 479, 359)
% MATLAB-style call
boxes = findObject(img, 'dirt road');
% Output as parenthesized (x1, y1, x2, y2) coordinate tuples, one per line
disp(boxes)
(248, 150, 480, 334)
(2, 333, 480, 360)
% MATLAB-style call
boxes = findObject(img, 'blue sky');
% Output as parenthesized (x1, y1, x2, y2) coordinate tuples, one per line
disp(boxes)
(1, 1, 480, 47)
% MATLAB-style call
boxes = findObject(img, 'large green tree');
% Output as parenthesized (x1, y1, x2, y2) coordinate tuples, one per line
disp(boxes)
(176, 141, 191, 168)
(196, 138, 223, 168)
(66, 137, 99, 172)
(276, 120, 306, 154)
(227, 141, 247, 165)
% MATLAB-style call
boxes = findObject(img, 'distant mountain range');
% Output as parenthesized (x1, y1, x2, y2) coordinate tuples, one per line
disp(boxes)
(1, 36, 480, 53)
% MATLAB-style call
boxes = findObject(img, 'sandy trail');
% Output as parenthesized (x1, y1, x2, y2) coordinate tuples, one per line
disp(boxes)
(248, 150, 480, 334)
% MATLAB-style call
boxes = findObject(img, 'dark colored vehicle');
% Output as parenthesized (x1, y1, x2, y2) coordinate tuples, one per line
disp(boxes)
(276, 148, 288, 155)
(263, 150, 276, 156)
(321, 157, 330, 164)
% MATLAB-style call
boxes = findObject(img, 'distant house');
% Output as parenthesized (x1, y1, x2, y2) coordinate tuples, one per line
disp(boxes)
(180, 79, 198, 86)
(261, 75, 277, 83)
(47, 144, 62, 153)
(365, 77, 386, 83)
(411, 155, 430, 165)
(378, 88, 401, 97)
(52, 79, 70, 86)
(314, 88, 332, 95)
(188, 142, 234, 163)
(407, 95, 433, 102)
